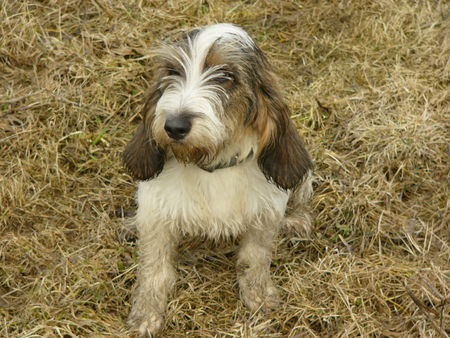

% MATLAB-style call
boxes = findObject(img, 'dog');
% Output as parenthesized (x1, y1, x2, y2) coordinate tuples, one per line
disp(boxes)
(123, 23, 313, 335)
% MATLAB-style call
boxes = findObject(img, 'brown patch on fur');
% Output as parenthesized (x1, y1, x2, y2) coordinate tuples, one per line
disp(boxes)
(222, 82, 252, 127)
(205, 44, 226, 69)
(123, 85, 166, 180)
(253, 70, 313, 190)
(253, 90, 276, 152)
(205, 43, 235, 89)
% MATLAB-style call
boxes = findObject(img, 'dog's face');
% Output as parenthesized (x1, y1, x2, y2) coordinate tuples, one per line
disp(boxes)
(124, 24, 313, 189)
(151, 25, 251, 165)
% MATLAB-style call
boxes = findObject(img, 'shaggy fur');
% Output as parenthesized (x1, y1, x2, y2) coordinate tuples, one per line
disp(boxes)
(123, 23, 313, 335)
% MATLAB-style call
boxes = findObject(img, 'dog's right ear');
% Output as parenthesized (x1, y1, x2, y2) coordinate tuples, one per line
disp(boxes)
(123, 87, 165, 181)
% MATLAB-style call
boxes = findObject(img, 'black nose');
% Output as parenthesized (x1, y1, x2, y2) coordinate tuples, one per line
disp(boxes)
(164, 115, 192, 140)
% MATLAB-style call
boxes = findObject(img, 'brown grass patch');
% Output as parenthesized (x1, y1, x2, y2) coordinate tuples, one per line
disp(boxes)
(1, 0, 448, 336)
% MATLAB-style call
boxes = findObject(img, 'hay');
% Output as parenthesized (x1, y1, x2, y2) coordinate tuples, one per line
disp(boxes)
(1, 0, 448, 336)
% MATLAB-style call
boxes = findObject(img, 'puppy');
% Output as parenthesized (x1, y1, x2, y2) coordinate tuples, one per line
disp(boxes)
(123, 23, 313, 335)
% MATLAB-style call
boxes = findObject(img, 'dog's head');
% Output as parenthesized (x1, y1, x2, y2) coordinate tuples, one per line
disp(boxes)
(123, 23, 312, 189)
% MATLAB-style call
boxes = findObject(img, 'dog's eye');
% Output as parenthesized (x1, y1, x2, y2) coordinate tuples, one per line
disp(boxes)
(167, 68, 181, 76)
(215, 72, 234, 85)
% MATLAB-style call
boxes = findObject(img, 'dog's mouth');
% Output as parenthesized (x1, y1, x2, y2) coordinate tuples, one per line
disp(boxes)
(169, 142, 212, 165)
(168, 139, 254, 173)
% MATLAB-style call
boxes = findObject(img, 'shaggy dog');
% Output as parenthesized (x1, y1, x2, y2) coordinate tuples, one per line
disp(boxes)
(123, 23, 313, 335)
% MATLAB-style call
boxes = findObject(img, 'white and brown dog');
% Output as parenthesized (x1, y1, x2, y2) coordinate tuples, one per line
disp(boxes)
(123, 23, 313, 335)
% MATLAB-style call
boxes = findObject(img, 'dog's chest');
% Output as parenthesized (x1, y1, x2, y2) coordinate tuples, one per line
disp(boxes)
(136, 159, 288, 237)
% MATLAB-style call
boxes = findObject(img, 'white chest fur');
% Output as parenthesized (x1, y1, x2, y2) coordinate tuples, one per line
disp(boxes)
(135, 159, 289, 238)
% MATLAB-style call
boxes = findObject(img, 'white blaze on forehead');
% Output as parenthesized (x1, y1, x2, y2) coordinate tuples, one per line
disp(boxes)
(194, 23, 254, 53)
(182, 23, 254, 80)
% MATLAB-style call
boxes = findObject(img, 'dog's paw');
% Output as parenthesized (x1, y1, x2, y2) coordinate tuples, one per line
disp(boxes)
(284, 212, 312, 237)
(128, 305, 163, 337)
(239, 275, 281, 312)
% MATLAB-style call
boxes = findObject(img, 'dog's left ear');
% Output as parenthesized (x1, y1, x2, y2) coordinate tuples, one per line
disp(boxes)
(253, 71, 313, 190)
(123, 87, 165, 181)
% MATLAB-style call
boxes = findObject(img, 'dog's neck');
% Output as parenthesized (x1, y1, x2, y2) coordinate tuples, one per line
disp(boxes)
(199, 149, 254, 173)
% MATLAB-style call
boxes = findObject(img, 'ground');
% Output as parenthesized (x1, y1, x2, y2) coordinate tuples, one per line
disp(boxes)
(1, 0, 449, 337)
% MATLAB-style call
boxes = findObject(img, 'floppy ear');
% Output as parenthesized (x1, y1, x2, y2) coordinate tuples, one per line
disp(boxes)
(254, 74, 313, 190)
(123, 87, 165, 180)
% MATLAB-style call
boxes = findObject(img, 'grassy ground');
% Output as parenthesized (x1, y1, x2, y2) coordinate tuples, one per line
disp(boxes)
(1, 0, 449, 336)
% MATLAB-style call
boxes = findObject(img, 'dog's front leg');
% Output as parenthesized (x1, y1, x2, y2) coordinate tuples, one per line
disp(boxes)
(128, 221, 178, 336)
(237, 225, 280, 312)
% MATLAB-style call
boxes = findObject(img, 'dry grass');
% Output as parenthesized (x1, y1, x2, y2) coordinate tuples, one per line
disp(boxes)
(1, 0, 449, 336)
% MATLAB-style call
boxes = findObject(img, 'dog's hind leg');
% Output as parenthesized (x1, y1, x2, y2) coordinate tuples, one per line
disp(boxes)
(284, 170, 314, 237)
